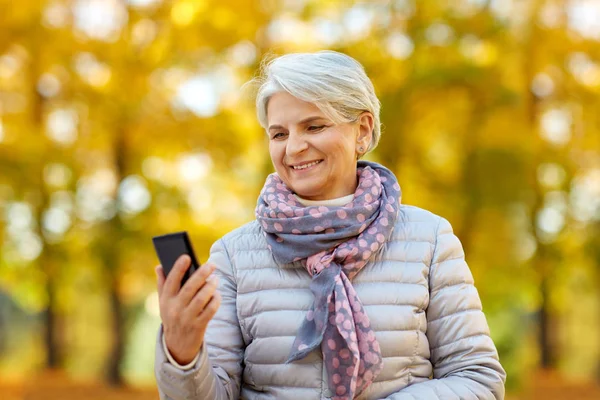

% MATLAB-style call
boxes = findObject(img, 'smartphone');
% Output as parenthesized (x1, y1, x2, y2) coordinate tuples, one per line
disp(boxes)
(152, 231, 200, 288)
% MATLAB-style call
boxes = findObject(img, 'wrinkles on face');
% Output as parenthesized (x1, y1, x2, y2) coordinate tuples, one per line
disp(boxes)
(267, 92, 361, 201)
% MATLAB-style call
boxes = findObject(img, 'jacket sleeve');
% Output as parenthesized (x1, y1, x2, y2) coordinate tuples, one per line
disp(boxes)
(385, 217, 506, 400)
(154, 238, 245, 400)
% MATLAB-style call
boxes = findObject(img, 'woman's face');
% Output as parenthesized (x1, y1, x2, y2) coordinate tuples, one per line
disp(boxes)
(266, 91, 373, 201)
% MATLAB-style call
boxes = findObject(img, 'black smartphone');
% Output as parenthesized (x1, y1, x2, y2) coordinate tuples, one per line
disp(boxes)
(152, 231, 200, 288)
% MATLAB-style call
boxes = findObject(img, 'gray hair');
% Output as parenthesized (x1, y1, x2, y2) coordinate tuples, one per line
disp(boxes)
(254, 51, 381, 153)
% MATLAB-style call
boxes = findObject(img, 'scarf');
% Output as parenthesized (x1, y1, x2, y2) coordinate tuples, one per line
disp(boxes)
(255, 161, 401, 399)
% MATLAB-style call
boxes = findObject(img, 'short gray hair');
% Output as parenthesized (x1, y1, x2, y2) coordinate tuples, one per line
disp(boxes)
(254, 51, 381, 153)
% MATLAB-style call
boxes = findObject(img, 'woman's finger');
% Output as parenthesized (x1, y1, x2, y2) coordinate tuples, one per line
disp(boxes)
(197, 291, 222, 324)
(178, 263, 216, 305)
(163, 255, 191, 296)
(155, 265, 166, 294)
(186, 275, 219, 316)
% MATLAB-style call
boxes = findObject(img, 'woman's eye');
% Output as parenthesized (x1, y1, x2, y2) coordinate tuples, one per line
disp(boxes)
(308, 125, 326, 132)
(272, 132, 287, 139)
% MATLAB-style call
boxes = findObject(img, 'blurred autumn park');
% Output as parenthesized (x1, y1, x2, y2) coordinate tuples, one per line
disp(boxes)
(1, 0, 600, 399)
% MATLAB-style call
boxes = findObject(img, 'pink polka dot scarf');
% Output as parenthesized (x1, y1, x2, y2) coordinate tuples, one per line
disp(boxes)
(255, 161, 401, 399)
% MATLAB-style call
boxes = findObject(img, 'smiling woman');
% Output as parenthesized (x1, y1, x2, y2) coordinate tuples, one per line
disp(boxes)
(153, 51, 506, 400)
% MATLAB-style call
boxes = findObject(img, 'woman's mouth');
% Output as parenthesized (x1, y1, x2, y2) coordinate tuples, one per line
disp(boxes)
(290, 160, 323, 172)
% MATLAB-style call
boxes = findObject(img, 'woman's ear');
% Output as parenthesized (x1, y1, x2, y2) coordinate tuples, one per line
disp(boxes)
(356, 112, 374, 157)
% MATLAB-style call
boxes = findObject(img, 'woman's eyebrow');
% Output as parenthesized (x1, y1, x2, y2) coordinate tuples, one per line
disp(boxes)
(268, 116, 325, 130)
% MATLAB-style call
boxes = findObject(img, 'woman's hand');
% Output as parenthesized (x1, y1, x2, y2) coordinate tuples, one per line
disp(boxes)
(156, 255, 222, 365)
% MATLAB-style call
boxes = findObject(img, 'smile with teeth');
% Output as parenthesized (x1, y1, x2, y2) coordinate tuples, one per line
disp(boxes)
(291, 160, 322, 170)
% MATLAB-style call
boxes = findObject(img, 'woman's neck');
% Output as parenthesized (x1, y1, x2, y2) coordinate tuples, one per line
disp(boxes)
(294, 193, 354, 207)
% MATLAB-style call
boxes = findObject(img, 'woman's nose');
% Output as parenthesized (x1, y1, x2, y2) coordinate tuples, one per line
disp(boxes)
(286, 131, 308, 156)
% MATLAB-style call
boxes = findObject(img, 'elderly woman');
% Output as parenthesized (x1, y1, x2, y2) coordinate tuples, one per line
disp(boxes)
(154, 51, 506, 400)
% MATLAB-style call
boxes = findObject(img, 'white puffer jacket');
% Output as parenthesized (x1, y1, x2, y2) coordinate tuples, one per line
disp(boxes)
(155, 204, 506, 399)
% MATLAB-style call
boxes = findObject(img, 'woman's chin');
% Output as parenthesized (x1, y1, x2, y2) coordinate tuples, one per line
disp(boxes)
(285, 176, 324, 197)
(290, 186, 324, 200)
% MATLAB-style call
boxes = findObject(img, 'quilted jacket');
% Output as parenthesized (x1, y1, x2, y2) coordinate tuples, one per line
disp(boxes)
(154, 204, 506, 399)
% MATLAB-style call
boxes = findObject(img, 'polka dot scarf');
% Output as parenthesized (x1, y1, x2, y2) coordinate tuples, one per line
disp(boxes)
(256, 161, 401, 399)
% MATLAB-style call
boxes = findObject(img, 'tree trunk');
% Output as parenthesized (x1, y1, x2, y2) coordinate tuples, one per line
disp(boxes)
(29, 28, 65, 369)
(105, 124, 127, 386)
(536, 245, 556, 368)
(43, 267, 61, 368)
(522, 0, 557, 368)
(107, 275, 125, 385)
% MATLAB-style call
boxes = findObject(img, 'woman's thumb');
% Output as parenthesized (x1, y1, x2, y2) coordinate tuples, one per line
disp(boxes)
(155, 265, 165, 293)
